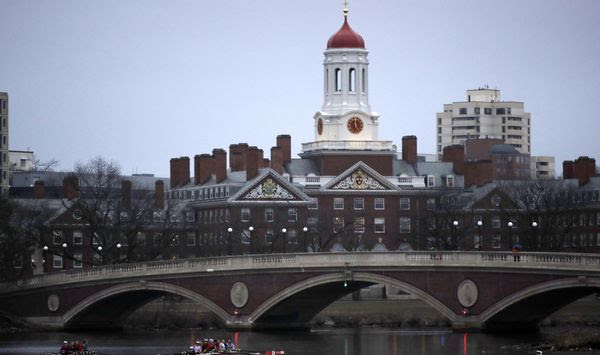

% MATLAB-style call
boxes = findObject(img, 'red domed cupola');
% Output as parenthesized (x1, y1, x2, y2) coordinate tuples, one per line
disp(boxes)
(327, 17, 365, 49)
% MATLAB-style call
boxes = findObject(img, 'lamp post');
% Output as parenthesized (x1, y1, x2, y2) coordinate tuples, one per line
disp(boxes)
(116, 243, 122, 263)
(302, 226, 308, 252)
(97, 245, 103, 265)
(452, 220, 459, 250)
(532, 221, 538, 249)
(507, 221, 514, 247)
(227, 227, 233, 255)
(248, 226, 254, 254)
(61, 243, 67, 269)
(42, 245, 48, 272)
(476, 220, 483, 249)
(281, 228, 287, 253)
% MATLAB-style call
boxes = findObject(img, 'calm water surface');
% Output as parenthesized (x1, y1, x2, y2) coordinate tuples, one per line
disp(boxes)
(0, 328, 585, 355)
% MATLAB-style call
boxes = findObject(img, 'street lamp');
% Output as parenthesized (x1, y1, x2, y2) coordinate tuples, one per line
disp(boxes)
(97, 245, 103, 265)
(302, 226, 308, 252)
(42, 245, 49, 272)
(476, 220, 483, 249)
(62, 243, 67, 249)
(43, 245, 48, 251)
(248, 226, 254, 254)
(532, 221, 538, 249)
(227, 227, 233, 255)
(281, 228, 287, 253)
(452, 220, 459, 250)
(507, 221, 514, 247)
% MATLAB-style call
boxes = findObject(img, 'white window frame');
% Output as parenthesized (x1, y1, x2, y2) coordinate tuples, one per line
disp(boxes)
(374, 198, 385, 210)
(287, 229, 298, 244)
(354, 197, 364, 210)
(73, 253, 83, 268)
(492, 216, 500, 229)
(399, 217, 411, 233)
(241, 208, 251, 222)
(374, 217, 385, 233)
(53, 255, 63, 269)
(288, 208, 297, 222)
(354, 217, 365, 234)
(72, 230, 83, 245)
(399, 198, 410, 210)
(333, 217, 345, 233)
(53, 230, 63, 245)
(187, 232, 196, 246)
(265, 208, 274, 223)
(333, 198, 344, 210)
(427, 175, 435, 187)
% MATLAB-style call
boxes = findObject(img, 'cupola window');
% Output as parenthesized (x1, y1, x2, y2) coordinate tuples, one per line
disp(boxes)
(335, 68, 342, 92)
(349, 68, 356, 92)
(361, 68, 366, 92)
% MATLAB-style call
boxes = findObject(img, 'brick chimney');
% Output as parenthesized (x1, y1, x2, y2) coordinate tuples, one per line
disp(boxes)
(155, 180, 165, 209)
(121, 180, 132, 209)
(442, 144, 465, 175)
(194, 154, 213, 185)
(402, 135, 417, 164)
(277, 134, 292, 163)
(270, 146, 284, 174)
(464, 160, 494, 187)
(169, 158, 179, 188)
(179, 156, 190, 186)
(246, 146, 261, 180)
(262, 158, 271, 168)
(213, 148, 227, 183)
(229, 143, 249, 172)
(63, 175, 79, 200)
(33, 180, 45, 199)
(573, 156, 596, 186)
(563, 160, 575, 179)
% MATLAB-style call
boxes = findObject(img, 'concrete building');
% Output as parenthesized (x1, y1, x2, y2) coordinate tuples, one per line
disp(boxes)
(0, 92, 8, 198)
(530, 155, 555, 180)
(8, 150, 35, 172)
(436, 88, 531, 156)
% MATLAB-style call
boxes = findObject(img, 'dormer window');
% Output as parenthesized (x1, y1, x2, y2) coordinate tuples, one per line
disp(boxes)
(446, 175, 454, 188)
(427, 175, 435, 187)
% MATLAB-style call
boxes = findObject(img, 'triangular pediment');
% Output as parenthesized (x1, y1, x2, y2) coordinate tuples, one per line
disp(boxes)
(229, 169, 312, 203)
(323, 161, 398, 191)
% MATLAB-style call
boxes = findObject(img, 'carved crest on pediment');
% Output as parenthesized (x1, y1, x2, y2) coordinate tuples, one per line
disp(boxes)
(243, 178, 295, 200)
(332, 169, 386, 190)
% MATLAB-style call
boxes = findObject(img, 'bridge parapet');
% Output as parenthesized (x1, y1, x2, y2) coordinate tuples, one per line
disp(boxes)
(3, 251, 599, 294)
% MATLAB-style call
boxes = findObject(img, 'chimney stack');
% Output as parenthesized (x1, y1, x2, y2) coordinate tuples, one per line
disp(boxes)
(33, 180, 45, 199)
(442, 144, 465, 175)
(195, 154, 214, 185)
(262, 158, 271, 168)
(246, 146, 261, 180)
(277, 134, 292, 163)
(229, 143, 249, 172)
(464, 160, 494, 187)
(63, 175, 79, 200)
(169, 158, 179, 188)
(121, 180, 132, 209)
(271, 146, 284, 174)
(179, 157, 190, 186)
(402, 135, 417, 164)
(563, 160, 575, 179)
(155, 180, 165, 209)
(213, 148, 227, 183)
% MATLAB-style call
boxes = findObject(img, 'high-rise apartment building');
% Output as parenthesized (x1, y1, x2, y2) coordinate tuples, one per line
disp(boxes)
(436, 88, 531, 157)
(0, 92, 8, 198)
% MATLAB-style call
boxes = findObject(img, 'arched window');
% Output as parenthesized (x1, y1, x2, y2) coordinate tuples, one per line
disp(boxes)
(361, 68, 366, 92)
(349, 68, 356, 92)
(326, 69, 329, 92)
(335, 68, 342, 92)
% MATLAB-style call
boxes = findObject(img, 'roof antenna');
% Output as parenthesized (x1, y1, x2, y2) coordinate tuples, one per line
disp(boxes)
(344, 0, 349, 18)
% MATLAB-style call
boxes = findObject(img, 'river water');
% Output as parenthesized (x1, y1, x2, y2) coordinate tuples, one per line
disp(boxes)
(0, 327, 584, 355)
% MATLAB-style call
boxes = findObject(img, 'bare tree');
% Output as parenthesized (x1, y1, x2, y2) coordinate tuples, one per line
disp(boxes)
(31, 153, 59, 172)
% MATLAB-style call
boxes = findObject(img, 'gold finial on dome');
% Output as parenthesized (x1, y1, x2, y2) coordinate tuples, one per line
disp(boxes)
(343, 0, 349, 18)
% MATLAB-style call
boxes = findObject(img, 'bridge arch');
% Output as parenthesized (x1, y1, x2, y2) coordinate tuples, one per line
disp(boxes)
(480, 277, 600, 330)
(249, 272, 456, 327)
(62, 281, 231, 329)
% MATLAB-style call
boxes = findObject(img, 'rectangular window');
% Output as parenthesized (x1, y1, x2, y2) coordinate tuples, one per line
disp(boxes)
(473, 235, 481, 249)
(484, 108, 492, 115)
(446, 176, 454, 188)
(333, 217, 345, 233)
(241, 208, 251, 222)
(399, 217, 411, 233)
(427, 176, 435, 187)
(73, 230, 82, 245)
(288, 229, 298, 244)
(580, 234, 587, 247)
(288, 208, 297, 222)
(186, 211, 195, 223)
(507, 107, 511, 114)
(374, 217, 385, 233)
(474, 107, 480, 114)
(374, 198, 385, 210)
(492, 234, 501, 248)
(73, 253, 83, 268)
(492, 216, 500, 229)
(399, 198, 410, 210)
(426, 198, 436, 211)
(53, 231, 63, 245)
(308, 198, 318, 210)
(459, 108, 467, 115)
(13, 255, 23, 268)
(354, 197, 364, 210)
(265, 229, 274, 244)
(333, 198, 344, 210)
(354, 217, 365, 234)
(265, 208, 274, 222)
(53, 255, 63, 269)
(187, 232, 196, 246)
(496, 108, 506, 115)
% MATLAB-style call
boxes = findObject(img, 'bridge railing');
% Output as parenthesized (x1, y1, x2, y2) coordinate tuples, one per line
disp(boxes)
(2, 251, 599, 293)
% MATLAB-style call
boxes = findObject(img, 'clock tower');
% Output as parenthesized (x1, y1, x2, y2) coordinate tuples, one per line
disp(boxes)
(300, 3, 394, 176)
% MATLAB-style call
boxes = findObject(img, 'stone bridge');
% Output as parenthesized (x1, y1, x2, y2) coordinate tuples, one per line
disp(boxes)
(1, 251, 599, 332)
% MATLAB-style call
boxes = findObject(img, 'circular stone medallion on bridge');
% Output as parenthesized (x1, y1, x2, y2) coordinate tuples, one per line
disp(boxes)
(457, 280, 478, 308)
(230, 282, 249, 308)
(47, 294, 60, 312)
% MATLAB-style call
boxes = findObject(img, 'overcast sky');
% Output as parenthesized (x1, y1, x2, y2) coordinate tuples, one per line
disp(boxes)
(1, 0, 599, 177)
